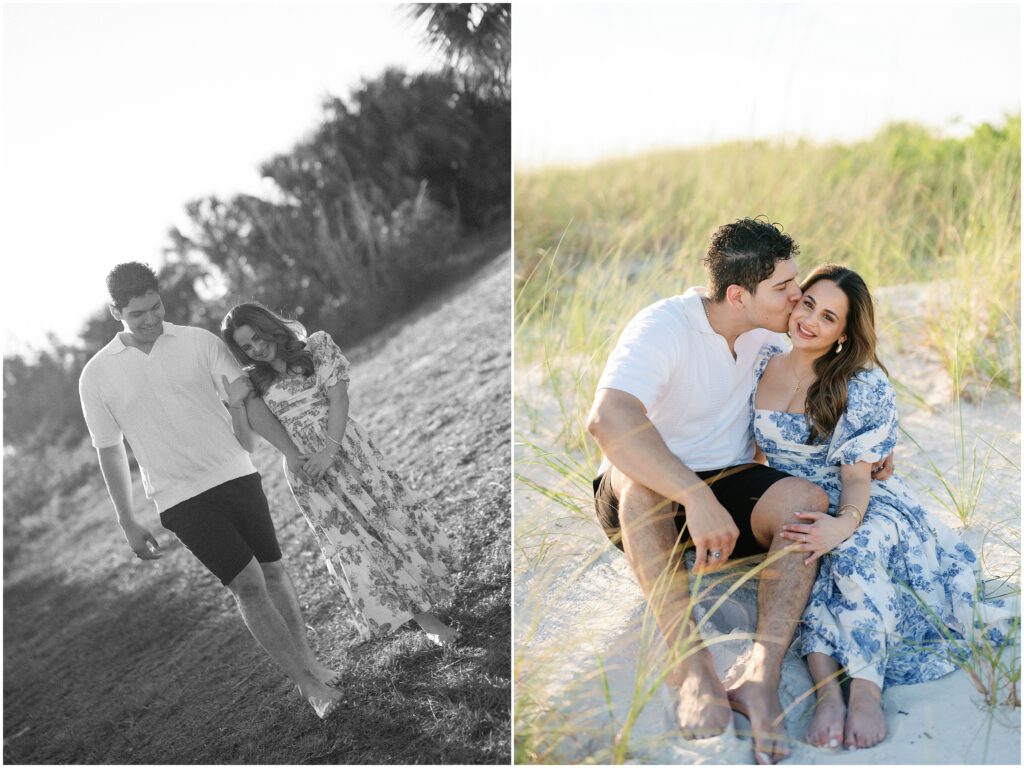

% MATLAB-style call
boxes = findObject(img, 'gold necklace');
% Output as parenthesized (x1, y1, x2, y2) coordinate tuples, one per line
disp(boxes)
(790, 363, 813, 397)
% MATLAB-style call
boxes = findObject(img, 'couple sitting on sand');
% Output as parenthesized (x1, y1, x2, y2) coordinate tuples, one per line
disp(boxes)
(79, 262, 458, 720)
(587, 217, 1012, 763)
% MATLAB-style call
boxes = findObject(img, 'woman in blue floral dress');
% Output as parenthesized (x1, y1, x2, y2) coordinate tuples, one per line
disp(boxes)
(221, 303, 458, 648)
(752, 265, 1013, 751)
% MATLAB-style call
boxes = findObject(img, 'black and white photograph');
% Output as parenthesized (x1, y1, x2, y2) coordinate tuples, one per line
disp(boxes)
(3, 3, 510, 764)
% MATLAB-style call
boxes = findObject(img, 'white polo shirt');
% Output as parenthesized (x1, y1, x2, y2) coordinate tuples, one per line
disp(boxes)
(79, 322, 256, 512)
(596, 287, 787, 472)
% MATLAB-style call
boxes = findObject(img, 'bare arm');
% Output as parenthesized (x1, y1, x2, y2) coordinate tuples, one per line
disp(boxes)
(223, 375, 256, 452)
(586, 388, 739, 570)
(837, 462, 872, 526)
(242, 395, 296, 455)
(302, 381, 350, 482)
(97, 443, 162, 559)
(753, 444, 768, 465)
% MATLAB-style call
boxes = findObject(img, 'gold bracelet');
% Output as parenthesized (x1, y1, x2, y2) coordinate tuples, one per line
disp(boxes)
(837, 503, 864, 526)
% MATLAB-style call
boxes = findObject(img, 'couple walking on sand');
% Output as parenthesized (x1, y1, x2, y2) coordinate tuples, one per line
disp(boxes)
(79, 262, 458, 720)
(587, 217, 1013, 763)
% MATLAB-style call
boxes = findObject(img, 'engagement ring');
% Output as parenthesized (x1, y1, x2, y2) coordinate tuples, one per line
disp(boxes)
(711, 551, 722, 559)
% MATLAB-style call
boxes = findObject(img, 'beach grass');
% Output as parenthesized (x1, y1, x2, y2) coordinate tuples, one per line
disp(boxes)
(513, 117, 1021, 763)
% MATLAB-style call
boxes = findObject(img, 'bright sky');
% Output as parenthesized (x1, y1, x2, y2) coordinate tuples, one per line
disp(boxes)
(2, 2, 436, 354)
(516, 2, 1021, 167)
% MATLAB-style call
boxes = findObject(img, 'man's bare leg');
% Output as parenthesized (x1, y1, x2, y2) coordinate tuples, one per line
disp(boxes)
(228, 558, 341, 717)
(612, 468, 732, 738)
(805, 652, 845, 749)
(726, 477, 826, 764)
(260, 560, 342, 686)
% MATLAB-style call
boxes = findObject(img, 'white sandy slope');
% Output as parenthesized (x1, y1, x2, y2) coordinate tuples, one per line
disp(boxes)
(514, 284, 1021, 765)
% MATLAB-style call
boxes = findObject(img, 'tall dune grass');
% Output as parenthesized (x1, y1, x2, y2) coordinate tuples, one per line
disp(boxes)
(516, 117, 1021, 400)
(514, 118, 1021, 763)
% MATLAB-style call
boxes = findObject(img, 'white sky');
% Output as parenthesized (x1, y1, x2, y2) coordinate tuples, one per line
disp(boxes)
(2, 2, 436, 353)
(516, 2, 1021, 167)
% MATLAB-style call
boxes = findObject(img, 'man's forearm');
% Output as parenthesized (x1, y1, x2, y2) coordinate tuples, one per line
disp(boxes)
(587, 392, 709, 506)
(244, 397, 300, 456)
(97, 443, 136, 524)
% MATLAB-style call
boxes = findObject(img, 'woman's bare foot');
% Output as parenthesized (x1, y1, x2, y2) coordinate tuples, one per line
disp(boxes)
(727, 675, 789, 764)
(806, 685, 845, 749)
(676, 668, 732, 739)
(844, 679, 887, 749)
(413, 611, 460, 645)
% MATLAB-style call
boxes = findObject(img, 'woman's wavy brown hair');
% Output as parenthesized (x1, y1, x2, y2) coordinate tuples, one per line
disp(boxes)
(221, 303, 314, 396)
(802, 264, 888, 444)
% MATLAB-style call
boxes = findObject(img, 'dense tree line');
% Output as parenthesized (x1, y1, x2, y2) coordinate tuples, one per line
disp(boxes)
(4, 5, 510, 453)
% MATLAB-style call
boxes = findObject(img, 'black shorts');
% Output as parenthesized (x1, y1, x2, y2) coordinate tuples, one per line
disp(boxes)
(160, 473, 282, 586)
(593, 463, 791, 558)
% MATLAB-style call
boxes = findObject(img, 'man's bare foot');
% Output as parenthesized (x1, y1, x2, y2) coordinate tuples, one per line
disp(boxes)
(844, 679, 886, 749)
(297, 680, 344, 719)
(676, 669, 732, 739)
(312, 664, 343, 687)
(727, 676, 789, 764)
(805, 687, 845, 749)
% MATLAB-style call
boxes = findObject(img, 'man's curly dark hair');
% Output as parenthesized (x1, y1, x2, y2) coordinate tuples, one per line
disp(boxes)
(702, 217, 799, 302)
(106, 262, 159, 309)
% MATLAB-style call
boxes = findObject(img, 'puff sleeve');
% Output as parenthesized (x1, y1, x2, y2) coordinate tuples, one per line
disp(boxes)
(825, 369, 898, 465)
(308, 330, 351, 390)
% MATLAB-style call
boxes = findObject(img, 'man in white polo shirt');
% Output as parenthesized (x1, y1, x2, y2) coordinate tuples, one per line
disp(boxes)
(79, 262, 342, 719)
(587, 218, 890, 764)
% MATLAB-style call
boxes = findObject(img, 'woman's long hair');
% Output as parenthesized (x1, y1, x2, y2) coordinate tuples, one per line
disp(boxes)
(221, 303, 314, 396)
(802, 264, 888, 444)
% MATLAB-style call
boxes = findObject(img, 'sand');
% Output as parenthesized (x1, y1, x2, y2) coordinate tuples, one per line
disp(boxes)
(514, 284, 1021, 764)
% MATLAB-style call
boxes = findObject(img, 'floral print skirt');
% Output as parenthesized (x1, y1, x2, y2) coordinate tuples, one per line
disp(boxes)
(798, 492, 1013, 689)
(285, 418, 454, 641)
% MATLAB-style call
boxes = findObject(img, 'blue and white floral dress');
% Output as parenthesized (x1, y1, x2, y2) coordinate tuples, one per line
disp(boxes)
(753, 344, 1013, 688)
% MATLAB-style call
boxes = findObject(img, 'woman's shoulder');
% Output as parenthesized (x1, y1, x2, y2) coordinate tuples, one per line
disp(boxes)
(753, 341, 787, 377)
(304, 329, 338, 353)
(848, 366, 892, 390)
(846, 367, 895, 410)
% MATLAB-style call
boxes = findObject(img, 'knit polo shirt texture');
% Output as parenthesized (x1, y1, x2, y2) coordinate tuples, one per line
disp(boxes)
(596, 287, 786, 472)
(79, 322, 256, 511)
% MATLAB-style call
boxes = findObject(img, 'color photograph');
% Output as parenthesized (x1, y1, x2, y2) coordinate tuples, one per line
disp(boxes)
(514, 3, 1020, 764)
(3, 3, 510, 764)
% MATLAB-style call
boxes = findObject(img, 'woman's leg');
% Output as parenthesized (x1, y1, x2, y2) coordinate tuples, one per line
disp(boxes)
(804, 652, 846, 748)
(845, 678, 887, 748)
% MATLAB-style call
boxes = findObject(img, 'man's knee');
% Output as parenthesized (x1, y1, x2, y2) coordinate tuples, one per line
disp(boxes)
(611, 469, 674, 526)
(259, 558, 287, 582)
(226, 557, 266, 600)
